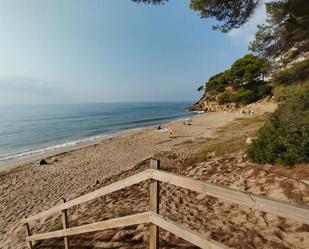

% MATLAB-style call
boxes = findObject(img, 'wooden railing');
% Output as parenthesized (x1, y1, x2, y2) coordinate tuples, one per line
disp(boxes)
(23, 159, 309, 249)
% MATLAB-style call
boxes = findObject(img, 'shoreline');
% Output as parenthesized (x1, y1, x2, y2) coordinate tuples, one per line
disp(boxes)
(1, 107, 283, 249)
(0, 113, 200, 172)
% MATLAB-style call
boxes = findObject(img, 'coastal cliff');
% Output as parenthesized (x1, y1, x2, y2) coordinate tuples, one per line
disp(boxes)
(190, 97, 237, 112)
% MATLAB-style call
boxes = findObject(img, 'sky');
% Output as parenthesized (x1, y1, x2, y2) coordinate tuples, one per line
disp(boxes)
(0, 0, 267, 104)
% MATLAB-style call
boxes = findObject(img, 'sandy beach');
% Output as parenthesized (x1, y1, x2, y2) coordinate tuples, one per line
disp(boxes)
(0, 111, 242, 249)
(1, 103, 309, 249)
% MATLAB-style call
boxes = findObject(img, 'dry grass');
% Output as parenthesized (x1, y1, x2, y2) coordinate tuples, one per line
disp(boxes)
(185, 114, 270, 165)
(215, 113, 270, 134)
(187, 136, 247, 164)
(233, 115, 268, 125)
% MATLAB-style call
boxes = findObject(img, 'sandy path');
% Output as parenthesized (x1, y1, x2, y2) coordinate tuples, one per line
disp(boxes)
(0, 111, 242, 249)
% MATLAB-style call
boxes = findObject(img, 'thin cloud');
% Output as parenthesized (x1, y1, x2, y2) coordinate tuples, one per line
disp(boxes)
(227, 3, 267, 46)
(0, 76, 61, 96)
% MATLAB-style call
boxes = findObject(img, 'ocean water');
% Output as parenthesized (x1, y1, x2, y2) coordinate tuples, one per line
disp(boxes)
(0, 102, 195, 165)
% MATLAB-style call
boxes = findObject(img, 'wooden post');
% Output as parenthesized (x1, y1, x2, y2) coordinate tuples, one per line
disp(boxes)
(61, 198, 69, 249)
(149, 159, 160, 249)
(24, 216, 33, 249)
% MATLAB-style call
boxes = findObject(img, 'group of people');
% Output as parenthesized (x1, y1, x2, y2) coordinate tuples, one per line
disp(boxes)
(241, 109, 256, 115)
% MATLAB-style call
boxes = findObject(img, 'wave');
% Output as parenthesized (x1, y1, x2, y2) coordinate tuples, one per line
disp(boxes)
(0, 103, 196, 165)
(0, 123, 165, 163)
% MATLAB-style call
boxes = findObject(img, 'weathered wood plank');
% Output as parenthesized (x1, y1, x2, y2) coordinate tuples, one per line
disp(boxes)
(23, 170, 151, 223)
(24, 218, 33, 249)
(61, 199, 69, 249)
(24, 168, 309, 226)
(151, 170, 309, 225)
(150, 213, 230, 249)
(26, 212, 151, 242)
(149, 159, 160, 249)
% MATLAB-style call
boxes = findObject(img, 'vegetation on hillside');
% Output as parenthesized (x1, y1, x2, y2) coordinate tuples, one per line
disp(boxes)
(246, 1, 309, 166)
(248, 61, 309, 166)
(135, 0, 309, 167)
(249, 0, 309, 64)
(247, 88, 309, 166)
(274, 82, 309, 102)
(204, 54, 272, 105)
(272, 60, 309, 86)
(186, 114, 270, 165)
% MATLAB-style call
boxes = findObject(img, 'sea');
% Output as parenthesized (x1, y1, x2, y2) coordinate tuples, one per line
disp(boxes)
(0, 102, 196, 165)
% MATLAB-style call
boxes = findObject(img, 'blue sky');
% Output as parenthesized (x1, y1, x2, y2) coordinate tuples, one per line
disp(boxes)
(0, 0, 267, 104)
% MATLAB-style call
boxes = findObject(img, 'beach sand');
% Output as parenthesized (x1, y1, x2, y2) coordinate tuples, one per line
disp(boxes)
(2, 102, 308, 249)
(0, 111, 242, 249)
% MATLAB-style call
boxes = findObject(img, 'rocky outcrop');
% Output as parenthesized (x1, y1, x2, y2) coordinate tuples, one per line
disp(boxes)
(190, 87, 238, 113)
(190, 97, 273, 115)
(273, 40, 309, 68)
(190, 97, 237, 112)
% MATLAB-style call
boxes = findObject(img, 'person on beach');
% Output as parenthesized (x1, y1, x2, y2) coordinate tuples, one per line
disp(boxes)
(157, 124, 162, 130)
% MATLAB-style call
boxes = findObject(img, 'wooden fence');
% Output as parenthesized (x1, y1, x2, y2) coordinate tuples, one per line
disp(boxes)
(23, 159, 309, 249)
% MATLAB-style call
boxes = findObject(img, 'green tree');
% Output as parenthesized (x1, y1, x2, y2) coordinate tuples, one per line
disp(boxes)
(197, 85, 204, 92)
(132, 0, 261, 32)
(205, 71, 230, 95)
(228, 54, 270, 89)
(249, 0, 309, 62)
(190, 0, 259, 32)
(133, 1, 309, 60)
(205, 54, 270, 93)
(204, 54, 271, 105)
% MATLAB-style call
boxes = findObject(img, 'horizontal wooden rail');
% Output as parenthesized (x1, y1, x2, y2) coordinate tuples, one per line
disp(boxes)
(26, 212, 230, 249)
(23, 170, 151, 223)
(27, 212, 151, 242)
(25, 169, 309, 225)
(24, 160, 309, 249)
(150, 169, 309, 225)
(150, 213, 229, 249)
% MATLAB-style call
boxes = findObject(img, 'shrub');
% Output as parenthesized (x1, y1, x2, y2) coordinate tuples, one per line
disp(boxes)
(272, 60, 309, 85)
(230, 89, 256, 105)
(216, 83, 272, 106)
(256, 83, 272, 99)
(217, 92, 231, 104)
(230, 84, 272, 105)
(273, 82, 309, 102)
(247, 88, 309, 166)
